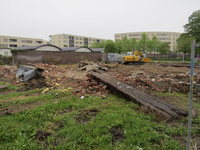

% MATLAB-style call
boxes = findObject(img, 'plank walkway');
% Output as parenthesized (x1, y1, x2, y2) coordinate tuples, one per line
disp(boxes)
(91, 72, 188, 120)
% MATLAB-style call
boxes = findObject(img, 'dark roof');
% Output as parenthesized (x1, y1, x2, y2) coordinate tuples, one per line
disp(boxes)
(13, 44, 61, 50)
(61, 46, 93, 52)
(91, 48, 104, 52)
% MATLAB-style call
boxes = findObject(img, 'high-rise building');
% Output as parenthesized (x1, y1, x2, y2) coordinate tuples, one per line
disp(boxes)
(49, 34, 108, 48)
(114, 31, 182, 52)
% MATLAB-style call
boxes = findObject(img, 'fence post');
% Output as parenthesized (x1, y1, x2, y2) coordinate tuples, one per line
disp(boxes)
(187, 40, 195, 150)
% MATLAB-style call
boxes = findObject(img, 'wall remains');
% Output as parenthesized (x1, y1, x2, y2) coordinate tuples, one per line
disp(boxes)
(11, 51, 107, 65)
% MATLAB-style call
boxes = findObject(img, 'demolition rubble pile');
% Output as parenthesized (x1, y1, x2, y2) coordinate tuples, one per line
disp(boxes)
(74, 61, 108, 72)
(0, 65, 17, 78)
(33, 63, 111, 97)
(108, 71, 200, 94)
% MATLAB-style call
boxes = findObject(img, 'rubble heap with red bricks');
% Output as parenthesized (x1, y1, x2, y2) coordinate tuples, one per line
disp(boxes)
(107, 71, 200, 94)
(71, 73, 111, 98)
(0, 65, 18, 78)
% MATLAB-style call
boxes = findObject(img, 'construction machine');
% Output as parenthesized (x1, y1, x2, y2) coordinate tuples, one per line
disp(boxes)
(123, 51, 151, 64)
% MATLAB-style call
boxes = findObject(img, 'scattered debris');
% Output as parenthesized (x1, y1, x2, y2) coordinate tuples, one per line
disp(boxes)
(16, 65, 44, 81)
(76, 61, 108, 72)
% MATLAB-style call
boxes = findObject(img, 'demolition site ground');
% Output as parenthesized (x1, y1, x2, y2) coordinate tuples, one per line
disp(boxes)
(0, 62, 200, 150)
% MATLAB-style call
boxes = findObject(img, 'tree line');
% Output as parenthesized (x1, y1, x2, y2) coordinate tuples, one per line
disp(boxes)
(90, 33, 170, 54)
(176, 9, 200, 54)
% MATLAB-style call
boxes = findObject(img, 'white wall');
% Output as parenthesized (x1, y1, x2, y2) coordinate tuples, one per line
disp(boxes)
(0, 49, 12, 56)
(36, 46, 60, 51)
(75, 48, 91, 52)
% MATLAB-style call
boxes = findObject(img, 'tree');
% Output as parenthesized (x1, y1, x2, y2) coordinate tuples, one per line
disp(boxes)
(184, 10, 200, 43)
(131, 38, 137, 52)
(84, 44, 88, 48)
(104, 40, 117, 53)
(121, 37, 132, 53)
(175, 35, 194, 54)
(146, 40, 154, 54)
(136, 33, 149, 53)
(158, 42, 170, 55)
(90, 41, 99, 48)
(98, 40, 106, 48)
(152, 35, 161, 54)
(115, 39, 124, 54)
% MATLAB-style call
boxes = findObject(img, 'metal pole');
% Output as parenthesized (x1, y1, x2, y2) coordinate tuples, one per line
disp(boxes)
(187, 40, 195, 150)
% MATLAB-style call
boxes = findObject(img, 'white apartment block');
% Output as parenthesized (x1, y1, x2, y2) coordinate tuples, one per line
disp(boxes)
(49, 34, 108, 48)
(115, 31, 182, 52)
(0, 35, 47, 48)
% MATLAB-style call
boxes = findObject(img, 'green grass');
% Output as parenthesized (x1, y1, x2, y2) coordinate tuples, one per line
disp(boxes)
(151, 60, 193, 63)
(0, 82, 19, 92)
(0, 89, 188, 150)
(0, 89, 43, 100)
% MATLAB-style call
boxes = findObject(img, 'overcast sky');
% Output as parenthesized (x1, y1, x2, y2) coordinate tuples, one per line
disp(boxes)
(0, 0, 200, 41)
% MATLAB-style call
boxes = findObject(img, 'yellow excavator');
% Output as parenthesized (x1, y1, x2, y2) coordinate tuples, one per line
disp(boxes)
(123, 51, 151, 64)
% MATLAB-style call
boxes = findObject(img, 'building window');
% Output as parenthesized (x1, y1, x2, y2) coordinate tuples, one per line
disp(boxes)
(59, 36, 60, 39)
(59, 40, 60, 43)
(53, 41, 55, 44)
(89, 39, 92, 41)
(64, 40, 67, 43)
(0, 44, 8, 48)
(173, 38, 175, 40)
(59, 44, 61, 47)
(80, 38, 83, 40)
(9, 39, 17, 42)
(36, 41, 42, 44)
(4, 38, 7, 42)
(75, 42, 78, 44)
(9, 44, 17, 47)
(80, 42, 82, 44)
(64, 45, 68, 47)
(21, 40, 32, 43)
(75, 37, 78, 40)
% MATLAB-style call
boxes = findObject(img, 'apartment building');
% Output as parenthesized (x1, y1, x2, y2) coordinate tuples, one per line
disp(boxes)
(49, 34, 108, 48)
(0, 35, 47, 48)
(115, 31, 182, 52)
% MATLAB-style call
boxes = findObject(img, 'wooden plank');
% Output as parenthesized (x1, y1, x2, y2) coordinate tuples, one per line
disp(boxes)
(91, 72, 188, 118)
(0, 85, 8, 90)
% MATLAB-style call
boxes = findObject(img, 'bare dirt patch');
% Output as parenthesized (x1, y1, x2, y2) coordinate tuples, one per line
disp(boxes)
(76, 108, 99, 123)
(110, 127, 124, 144)
(36, 129, 50, 140)
(0, 100, 48, 116)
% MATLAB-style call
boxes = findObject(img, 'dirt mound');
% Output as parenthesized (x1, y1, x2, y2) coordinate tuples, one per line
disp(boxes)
(110, 127, 124, 144)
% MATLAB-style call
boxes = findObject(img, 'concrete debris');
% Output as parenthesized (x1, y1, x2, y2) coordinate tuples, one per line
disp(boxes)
(76, 61, 108, 72)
